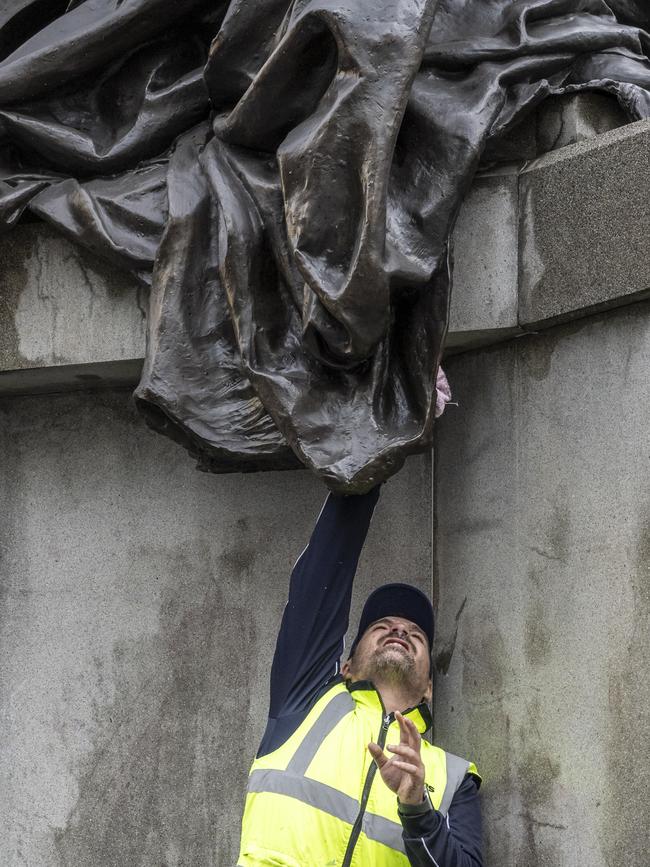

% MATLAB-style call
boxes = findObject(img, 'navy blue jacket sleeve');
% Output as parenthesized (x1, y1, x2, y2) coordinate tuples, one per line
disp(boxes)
(400, 775, 483, 867)
(257, 486, 381, 758)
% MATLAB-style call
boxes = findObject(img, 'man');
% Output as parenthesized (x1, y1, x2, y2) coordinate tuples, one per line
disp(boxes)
(237, 485, 482, 866)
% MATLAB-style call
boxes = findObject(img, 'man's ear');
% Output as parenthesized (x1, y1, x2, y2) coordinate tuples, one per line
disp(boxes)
(423, 678, 432, 703)
(341, 657, 352, 679)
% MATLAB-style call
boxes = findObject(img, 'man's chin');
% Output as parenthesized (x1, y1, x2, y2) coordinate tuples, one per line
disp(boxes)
(370, 648, 414, 678)
(379, 645, 411, 663)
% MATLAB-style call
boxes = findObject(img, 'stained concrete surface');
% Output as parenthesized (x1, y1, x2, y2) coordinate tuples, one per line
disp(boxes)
(481, 92, 626, 165)
(0, 223, 144, 374)
(448, 167, 520, 347)
(451, 112, 650, 353)
(519, 120, 650, 328)
(434, 300, 650, 866)
(0, 359, 144, 397)
(0, 391, 431, 866)
(535, 92, 628, 154)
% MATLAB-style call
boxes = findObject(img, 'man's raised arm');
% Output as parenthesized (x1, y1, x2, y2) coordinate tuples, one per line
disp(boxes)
(257, 486, 380, 757)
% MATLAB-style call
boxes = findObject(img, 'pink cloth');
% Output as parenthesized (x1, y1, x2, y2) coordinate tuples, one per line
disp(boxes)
(435, 367, 452, 418)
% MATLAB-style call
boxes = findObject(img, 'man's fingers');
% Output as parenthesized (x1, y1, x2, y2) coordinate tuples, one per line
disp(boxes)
(403, 714, 421, 744)
(395, 711, 421, 749)
(391, 759, 420, 775)
(368, 742, 388, 768)
(386, 744, 421, 764)
(395, 711, 411, 746)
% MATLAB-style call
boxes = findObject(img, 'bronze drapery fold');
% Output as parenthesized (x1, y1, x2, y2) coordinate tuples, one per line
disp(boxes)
(1, 0, 649, 491)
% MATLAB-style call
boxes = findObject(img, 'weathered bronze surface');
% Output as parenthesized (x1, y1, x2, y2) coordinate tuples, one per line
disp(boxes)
(1, 1, 649, 491)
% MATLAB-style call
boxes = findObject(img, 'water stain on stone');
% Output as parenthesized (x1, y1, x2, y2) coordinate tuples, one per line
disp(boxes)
(517, 738, 561, 809)
(518, 335, 556, 383)
(461, 626, 505, 698)
(445, 517, 503, 537)
(220, 546, 257, 576)
(432, 442, 441, 613)
(472, 667, 515, 864)
(518, 315, 591, 383)
(524, 580, 551, 667)
(0, 225, 32, 370)
(434, 596, 467, 675)
(530, 491, 570, 565)
(514, 699, 563, 866)
(54, 543, 258, 866)
(602, 517, 650, 867)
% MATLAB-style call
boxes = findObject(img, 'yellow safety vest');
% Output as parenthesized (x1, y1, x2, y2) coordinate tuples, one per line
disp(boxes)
(238, 679, 480, 866)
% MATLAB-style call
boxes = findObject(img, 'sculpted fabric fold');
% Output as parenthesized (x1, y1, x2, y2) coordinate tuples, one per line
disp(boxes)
(1, 0, 649, 490)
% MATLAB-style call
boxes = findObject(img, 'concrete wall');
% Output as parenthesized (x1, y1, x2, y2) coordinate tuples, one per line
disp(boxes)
(0, 389, 431, 866)
(433, 301, 650, 866)
(434, 106, 650, 867)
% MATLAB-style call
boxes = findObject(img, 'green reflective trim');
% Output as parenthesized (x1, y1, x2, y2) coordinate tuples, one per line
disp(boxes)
(439, 752, 470, 816)
(286, 691, 354, 775)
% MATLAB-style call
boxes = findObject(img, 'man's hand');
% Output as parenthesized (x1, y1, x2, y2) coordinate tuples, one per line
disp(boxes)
(368, 711, 425, 805)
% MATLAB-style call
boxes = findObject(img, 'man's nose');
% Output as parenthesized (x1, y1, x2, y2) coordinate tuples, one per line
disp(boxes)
(390, 625, 409, 639)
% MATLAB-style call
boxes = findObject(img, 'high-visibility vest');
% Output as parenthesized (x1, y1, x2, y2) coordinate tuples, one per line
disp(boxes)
(238, 679, 480, 866)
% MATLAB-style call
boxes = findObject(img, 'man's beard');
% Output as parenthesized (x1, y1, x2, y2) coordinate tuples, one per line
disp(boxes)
(365, 645, 417, 687)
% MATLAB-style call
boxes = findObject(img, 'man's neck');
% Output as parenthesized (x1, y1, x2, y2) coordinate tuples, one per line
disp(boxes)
(374, 681, 422, 715)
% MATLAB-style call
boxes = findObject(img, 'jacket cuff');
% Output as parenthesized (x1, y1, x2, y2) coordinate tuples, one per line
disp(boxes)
(397, 793, 433, 817)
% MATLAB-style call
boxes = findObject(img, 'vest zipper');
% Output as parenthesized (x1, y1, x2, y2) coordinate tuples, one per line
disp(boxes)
(340, 710, 392, 867)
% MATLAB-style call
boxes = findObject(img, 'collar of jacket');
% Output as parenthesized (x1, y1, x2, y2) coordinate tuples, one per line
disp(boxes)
(344, 678, 433, 735)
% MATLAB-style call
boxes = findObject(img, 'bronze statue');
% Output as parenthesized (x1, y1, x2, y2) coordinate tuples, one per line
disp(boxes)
(1, 0, 649, 491)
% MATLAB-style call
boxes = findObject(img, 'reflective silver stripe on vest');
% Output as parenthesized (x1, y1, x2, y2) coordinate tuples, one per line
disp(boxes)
(438, 752, 471, 817)
(363, 811, 406, 854)
(248, 769, 405, 853)
(286, 691, 355, 775)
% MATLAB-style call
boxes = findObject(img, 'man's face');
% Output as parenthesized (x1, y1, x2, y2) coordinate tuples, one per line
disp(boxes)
(343, 616, 432, 702)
